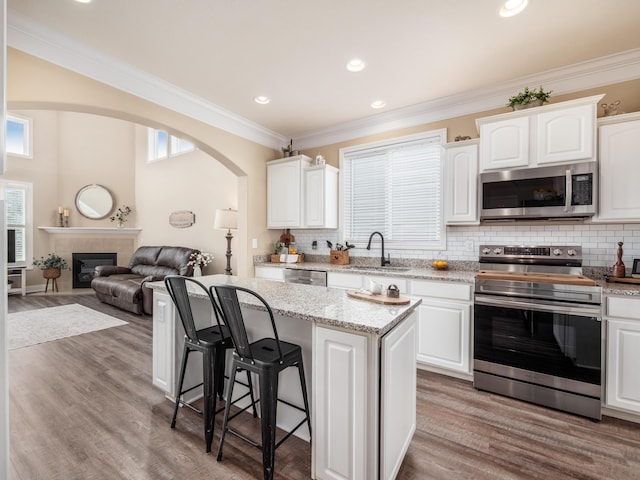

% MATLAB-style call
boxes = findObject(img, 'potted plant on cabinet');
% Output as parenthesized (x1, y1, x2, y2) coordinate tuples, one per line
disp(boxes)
(507, 86, 552, 110)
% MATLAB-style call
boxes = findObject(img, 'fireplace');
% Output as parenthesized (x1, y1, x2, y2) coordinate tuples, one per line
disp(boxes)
(72, 253, 117, 289)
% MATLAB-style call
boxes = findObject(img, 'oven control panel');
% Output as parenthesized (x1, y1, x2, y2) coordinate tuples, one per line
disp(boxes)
(479, 245, 583, 263)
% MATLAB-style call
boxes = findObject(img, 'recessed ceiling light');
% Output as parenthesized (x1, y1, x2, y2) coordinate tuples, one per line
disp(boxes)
(346, 59, 366, 73)
(499, 0, 529, 17)
(254, 96, 271, 105)
(74, 0, 92, 3)
(371, 100, 386, 109)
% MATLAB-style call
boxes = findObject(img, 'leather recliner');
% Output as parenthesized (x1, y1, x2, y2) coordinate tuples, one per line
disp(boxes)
(91, 245, 197, 315)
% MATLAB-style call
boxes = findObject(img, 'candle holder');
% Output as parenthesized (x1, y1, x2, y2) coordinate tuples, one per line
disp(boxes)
(58, 212, 64, 227)
(63, 216, 69, 228)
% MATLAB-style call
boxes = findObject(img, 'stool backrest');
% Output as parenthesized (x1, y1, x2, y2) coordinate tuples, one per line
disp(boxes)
(165, 275, 226, 344)
(213, 284, 283, 363)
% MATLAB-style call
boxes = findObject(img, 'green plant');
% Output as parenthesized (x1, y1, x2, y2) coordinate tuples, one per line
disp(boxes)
(110, 205, 132, 224)
(507, 86, 552, 107)
(274, 241, 285, 254)
(33, 253, 69, 270)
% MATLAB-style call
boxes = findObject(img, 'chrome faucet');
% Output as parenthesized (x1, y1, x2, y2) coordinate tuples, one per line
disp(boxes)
(366, 231, 391, 267)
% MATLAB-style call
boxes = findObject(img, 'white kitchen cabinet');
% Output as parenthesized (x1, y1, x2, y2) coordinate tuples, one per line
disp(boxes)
(409, 279, 473, 377)
(254, 265, 285, 282)
(443, 139, 479, 224)
(327, 271, 364, 290)
(327, 271, 407, 293)
(313, 312, 417, 480)
(479, 116, 529, 171)
(267, 155, 313, 228)
(596, 112, 640, 222)
(476, 95, 602, 173)
(536, 104, 595, 165)
(152, 292, 176, 396)
(304, 164, 339, 228)
(606, 296, 640, 415)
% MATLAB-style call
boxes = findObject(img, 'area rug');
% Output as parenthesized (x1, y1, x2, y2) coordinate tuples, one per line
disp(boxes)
(8, 304, 128, 350)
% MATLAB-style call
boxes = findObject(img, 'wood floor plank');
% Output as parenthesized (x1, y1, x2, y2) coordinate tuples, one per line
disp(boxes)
(7, 293, 640, 479)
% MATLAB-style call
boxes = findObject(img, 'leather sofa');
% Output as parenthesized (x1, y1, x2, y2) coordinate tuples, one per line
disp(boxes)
(91, 246, 197, 315)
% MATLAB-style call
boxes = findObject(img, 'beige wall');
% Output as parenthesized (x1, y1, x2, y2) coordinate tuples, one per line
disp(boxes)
(6, 48, 281, 281)
(306, 79, 640, 166)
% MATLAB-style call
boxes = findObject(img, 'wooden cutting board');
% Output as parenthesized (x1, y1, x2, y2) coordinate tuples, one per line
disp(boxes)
(347, 290, 411, 305)
(606, 276, 640, 284)
(476, 270, 597, 286)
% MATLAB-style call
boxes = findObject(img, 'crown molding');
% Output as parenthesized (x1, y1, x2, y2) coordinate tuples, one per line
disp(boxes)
(6, 11, 287, 150)
(7, 10, 640, 152)
(293, 48, 640, 149)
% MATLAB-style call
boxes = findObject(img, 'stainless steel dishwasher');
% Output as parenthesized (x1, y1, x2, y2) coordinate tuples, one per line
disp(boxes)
(284, 268, 327, 286)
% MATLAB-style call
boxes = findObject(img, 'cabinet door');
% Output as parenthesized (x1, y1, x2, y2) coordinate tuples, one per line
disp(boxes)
(254, 266, 285, 282)
(152, 292, 176, 395)
(444, 142, 479, 224)
(304, 165, 338, 229)
(380, 312, 416, 480)
(598, 119, 640, 221)
(314, 325, 368, 480)
(267, 159, 303, 228)
(479, 116, 529, 171)
(416, 299, 471, 374)
(537, 104, 594, 165)
(606, 318, 640, 413)
(327, 272, 363, 290)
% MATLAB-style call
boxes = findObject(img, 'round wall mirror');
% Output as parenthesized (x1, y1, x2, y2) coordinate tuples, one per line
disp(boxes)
(75, 184, 114, 220)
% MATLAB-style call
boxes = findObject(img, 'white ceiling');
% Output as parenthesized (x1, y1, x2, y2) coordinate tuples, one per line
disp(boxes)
(7, 0, 640, 149)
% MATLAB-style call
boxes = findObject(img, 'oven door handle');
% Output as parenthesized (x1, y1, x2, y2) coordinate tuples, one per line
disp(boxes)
(475, 294, 601, 318)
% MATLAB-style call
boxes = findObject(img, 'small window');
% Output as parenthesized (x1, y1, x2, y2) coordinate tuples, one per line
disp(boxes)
(6, 114, 32, 157)
(2, 181, 33, 266)
(148, 128, 194, 162)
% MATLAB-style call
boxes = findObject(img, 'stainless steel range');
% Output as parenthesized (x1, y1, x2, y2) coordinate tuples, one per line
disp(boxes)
(473, 245, 603, 420)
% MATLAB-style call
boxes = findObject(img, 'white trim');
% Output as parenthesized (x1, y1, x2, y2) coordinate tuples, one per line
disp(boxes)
(7, 11, 287, 150)
(6, 10, 640, 152)
(295, 48, 640, 149)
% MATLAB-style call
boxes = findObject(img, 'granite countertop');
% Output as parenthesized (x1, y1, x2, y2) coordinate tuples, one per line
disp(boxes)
(256, 261, 477, 284)
(257, 261, 640, 297)
(148, 274, 422, 336)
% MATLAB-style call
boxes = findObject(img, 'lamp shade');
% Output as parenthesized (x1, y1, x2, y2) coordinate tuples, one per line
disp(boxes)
(214, 208, 238, 230)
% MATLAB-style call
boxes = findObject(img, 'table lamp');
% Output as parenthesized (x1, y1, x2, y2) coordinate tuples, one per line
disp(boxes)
(214, 208, 238, 275)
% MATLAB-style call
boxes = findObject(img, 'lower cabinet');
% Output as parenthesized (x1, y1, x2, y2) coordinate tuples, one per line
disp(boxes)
(254, 265, 285, 282)
(409, 279, 473, 377)
(313, 312, 417, 480)
(606, 296, 640, 415)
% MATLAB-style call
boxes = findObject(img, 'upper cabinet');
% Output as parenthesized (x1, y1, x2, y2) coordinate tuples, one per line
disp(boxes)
(267, 155, 339, 229)
(476, 94, 604, 173)
(304, 164, 339, 228)
(443, 139, 479, 225)
(595, 112, 640, 222)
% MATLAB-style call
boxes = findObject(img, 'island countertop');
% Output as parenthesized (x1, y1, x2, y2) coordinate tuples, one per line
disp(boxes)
(148, 274, 421, 336)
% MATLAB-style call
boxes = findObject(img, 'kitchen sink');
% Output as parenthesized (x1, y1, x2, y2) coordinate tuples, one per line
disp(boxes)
(344, 265, 411, 272)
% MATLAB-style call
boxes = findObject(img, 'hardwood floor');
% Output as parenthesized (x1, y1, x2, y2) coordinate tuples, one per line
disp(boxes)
(8, 294, 640, 479)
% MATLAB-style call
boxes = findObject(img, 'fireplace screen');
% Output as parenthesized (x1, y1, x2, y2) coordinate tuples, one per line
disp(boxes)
(72, 253, 117, 288)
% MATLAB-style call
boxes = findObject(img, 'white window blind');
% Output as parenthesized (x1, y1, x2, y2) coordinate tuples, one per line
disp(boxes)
(4, 184, 29, 264)
(342, 130, 446, 249)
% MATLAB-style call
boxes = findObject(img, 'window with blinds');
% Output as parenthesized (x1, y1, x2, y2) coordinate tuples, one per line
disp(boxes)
(3, 183, 31, 264)
(341, 130, 446, 250)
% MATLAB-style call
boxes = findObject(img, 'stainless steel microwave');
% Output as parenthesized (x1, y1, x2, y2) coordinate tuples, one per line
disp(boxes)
(480, 162, 597, 220)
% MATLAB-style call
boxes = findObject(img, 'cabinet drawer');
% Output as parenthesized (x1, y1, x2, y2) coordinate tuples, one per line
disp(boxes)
(410, 279, 472, 301)
(327, 272, 363, 290)
(255, 266, 285, 282)
(607, 296, 640, 320)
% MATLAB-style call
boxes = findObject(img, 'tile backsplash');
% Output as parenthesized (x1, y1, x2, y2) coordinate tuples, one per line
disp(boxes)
(283, 223, 640, 270)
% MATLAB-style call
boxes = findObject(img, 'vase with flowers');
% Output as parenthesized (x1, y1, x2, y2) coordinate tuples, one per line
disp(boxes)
(187, 251, 213, 276)
(110, 205, 132, 228)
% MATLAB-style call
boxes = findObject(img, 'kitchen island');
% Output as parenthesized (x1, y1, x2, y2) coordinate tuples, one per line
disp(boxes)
(148, 274, 421, 480)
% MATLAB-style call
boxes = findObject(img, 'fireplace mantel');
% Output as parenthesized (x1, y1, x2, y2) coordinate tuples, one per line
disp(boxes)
(38, 227, 142, 235)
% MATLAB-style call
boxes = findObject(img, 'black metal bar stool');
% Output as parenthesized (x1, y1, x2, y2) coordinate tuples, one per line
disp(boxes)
(164, 276, 256, 453)
(212, 284, 312, 480)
